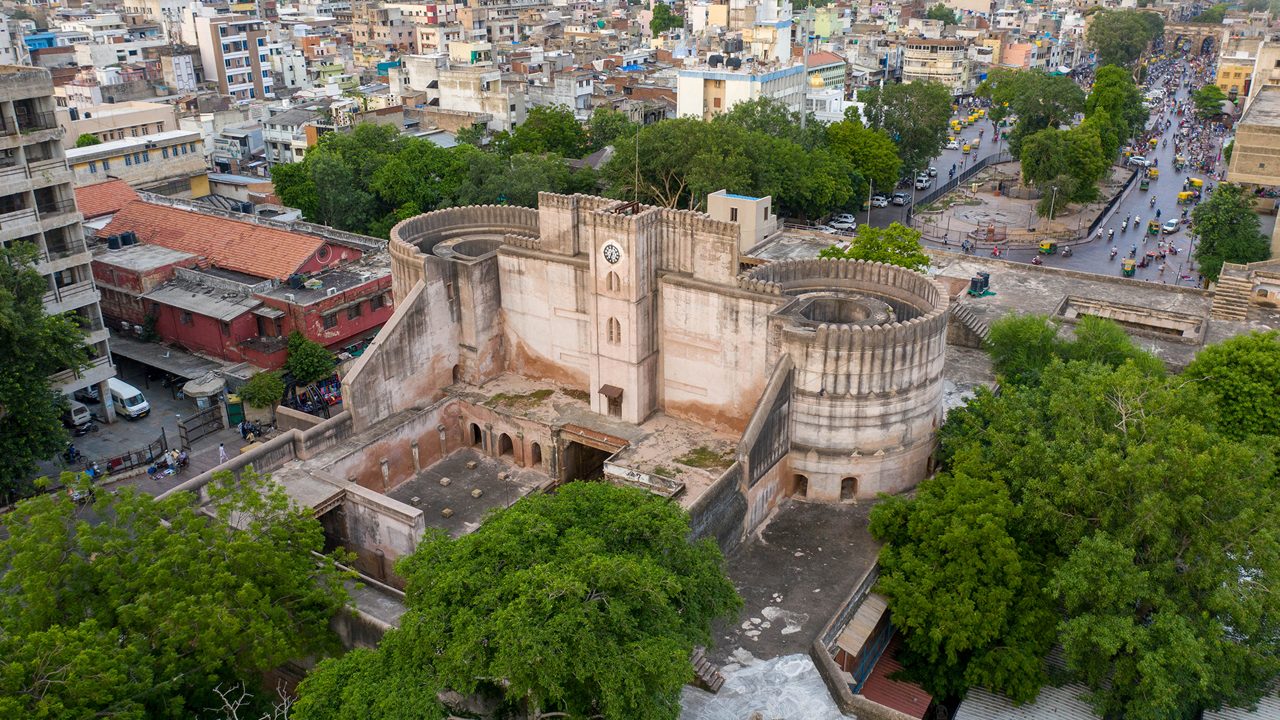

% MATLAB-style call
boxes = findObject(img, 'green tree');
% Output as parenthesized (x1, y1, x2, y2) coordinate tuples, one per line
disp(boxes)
(504, 105, 589, 158)
(0, 243, 88, 501)
(73, 133, 101, 147)
(1085, 65, 1148, 147)
(1086, 9, 1164, 68)
(826, 116, 902, 193)
(454, 122, 487, 147)
(1191, 182, 1270, 282)
(285, 331, 336, 386)
(239, 371, 285, 410)
(587, 106, 638, 151)
(876, 355, 1280, 717)
(1182, 331, 1280, 440)
(1191, 3, 1228, 22)
(1020, 125, 1108, 208)
(977, 69, 1085, 155)
(0, 468, 351, 719)
(858, 81, 953, 176)
(924, 3, 959, 24)
(293, 482, 741, 720)
(716, 96, 825, 150)
(818, 222, 929, 271)
(1192, 83, 1229, 119)
(984, 314, 1162, 387)
(649, 2, 683, 35)
(455, 151, 596, 207)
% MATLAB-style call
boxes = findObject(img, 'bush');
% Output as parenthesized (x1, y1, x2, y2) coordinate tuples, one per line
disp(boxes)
(239, 371, 285, 409)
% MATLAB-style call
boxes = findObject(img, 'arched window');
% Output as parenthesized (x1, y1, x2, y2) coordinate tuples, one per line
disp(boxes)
(840, 477, 858, 502)
(470, 423, 482, 446)
(530, 442, 543, 467)
(607, 317, 621, 345)
(498, 433, 514, 457)
(606, 271, 620, 293)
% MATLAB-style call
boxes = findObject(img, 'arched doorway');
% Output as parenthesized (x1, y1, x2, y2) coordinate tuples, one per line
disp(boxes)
(530, 442, 543, 467)
(1200, 36, 1214, 56)
(840, 477, 857, 502)
(470, 423, 482, 446)
(452, 364, 461, 384)
(498, 433, 513, 457)
(793, 474, 808, 497)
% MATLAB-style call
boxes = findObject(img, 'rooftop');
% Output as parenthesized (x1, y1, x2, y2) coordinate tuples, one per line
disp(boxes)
(143, 279, 261, 322)
(1239, 84, 1280, 126)
(75, 178, 140, 220)
(65, 129, 200, 162)
(93, 242, 195, 272)
(385, 448, 545, 537)
(260, 254, 391, 306)
(100, 199, 327, 280)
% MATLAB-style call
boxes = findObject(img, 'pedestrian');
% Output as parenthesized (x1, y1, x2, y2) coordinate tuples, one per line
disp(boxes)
(218, 443, 229, 463)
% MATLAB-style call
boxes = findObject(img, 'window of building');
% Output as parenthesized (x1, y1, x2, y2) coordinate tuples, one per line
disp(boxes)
(141, 152, 149, 163)
(605, 271, 620, 292)
(221, 321, 230, 335)
(124, 154, 132, 166)
(102, 159, 109, 170)
(347, 303, 363, 320)
(730, 207, 738, 222)
(180, 311, 193, 325)
(370, 293, 385, 310)
(88, 161, 97, 174)
(181, 145, 188, 155)
(322, 313, 337, 329)
(607, 317, 621, 344)
(162, 147, 169, 159)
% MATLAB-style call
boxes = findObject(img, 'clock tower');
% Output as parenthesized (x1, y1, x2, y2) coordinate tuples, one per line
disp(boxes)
(587, 205, 659, 424)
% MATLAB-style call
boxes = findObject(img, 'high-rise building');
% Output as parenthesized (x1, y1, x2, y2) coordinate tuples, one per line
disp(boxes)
(0, 66, 115, 417)
(194, 14, 275, 102)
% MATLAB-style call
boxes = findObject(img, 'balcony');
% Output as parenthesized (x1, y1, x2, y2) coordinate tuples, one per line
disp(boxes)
(50, 355, 114, 395)
(43, 279, 99, 314)
(37, 198, 81, 229)
(0, 205, 39, 239)
(16, 111, 58, 134)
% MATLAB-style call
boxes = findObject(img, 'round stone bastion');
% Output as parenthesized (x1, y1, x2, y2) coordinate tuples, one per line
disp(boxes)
(746, 258, 949, 500)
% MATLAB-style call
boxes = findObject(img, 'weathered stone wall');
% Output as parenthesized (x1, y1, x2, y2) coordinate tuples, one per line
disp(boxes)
(341, 265, 459, 433)
(388, 204, 538, 302)
(686, 462, 748, 552)
(336, 481, 425, 586)
(660, 275, 786, 433)
(497, 247, 593, 390)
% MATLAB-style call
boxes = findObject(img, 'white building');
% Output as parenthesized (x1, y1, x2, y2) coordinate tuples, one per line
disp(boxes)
(676, 60, 806, 120)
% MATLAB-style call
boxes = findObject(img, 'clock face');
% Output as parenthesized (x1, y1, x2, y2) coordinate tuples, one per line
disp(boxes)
(602, 242, 622, 265)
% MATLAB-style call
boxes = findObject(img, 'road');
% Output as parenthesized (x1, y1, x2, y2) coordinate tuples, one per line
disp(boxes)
(913, 69, 1216, 285)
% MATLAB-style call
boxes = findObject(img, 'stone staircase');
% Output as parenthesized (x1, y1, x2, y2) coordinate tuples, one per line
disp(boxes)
(1211, 268, 1252, 321)
(690, 646, 725, 694)
(949, 302, 992, 347)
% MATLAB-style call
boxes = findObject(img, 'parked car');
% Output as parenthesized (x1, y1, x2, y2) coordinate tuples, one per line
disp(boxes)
(927, 166, 938, 177)
(811, 224, 836, 234)
(871, 194, 889, 208)
(915, 177, 931, 190)
(945, 139, 961, 150)
(74, 385, 100, 404)
(891, 192, 910, 206)
(1129, 155, 1150, 167)
(1162, 219, 1180, 234)
(829, 214, 857, 231)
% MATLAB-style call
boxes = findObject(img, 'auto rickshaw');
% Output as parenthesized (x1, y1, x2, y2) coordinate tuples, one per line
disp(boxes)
(1175, 155, 1186, 170)
(1039, 240, 1058, 255)
(1178, 191, 1195, 204)
(1147, 220, 1160, 236)
(972, 137, 982, 148)
(1149, 137, 1159, 148)
(1147, 167, 1159, 180)
(1188, 177, 1204, 188)
(962, 143, 971, 154)
(1140, 177, 1150, 190)
(1122, 257, 1136, 277)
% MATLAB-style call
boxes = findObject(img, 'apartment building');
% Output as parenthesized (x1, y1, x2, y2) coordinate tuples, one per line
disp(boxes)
(675, 58, 806, 120)
(397, 53, 526, 132)
(194, 14, 275, 101)
(902, 38, 971, 94)
(57, 100, 178, 149)
(0, 66, 115, 416)
(64, 129, 209, 197)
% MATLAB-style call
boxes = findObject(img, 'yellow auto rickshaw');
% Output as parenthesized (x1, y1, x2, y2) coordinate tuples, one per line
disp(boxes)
(1039, 240, 1058, 255)
(962, 143, 972, 154)
(1147, 167, 1159, 180)
(1149, 137, 1159, 148)
(1178, 191, 1195, 204)
(1188, 177, 1204, 188)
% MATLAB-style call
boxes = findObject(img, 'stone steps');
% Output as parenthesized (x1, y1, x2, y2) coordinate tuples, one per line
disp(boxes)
(950, 302, 991, 345)
(1211, 274, 1252, 321)
(690, 646, 725, 694)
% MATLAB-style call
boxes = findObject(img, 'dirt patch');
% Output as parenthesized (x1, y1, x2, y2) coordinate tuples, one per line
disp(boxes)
(485, 388, 553, 409)
(676, 446, 735, 470)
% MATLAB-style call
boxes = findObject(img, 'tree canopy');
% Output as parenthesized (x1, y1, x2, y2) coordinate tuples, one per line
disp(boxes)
(977, 69, 1085, 156)
(495, 105, 589, 158)
(1190, 3, 1228, 22)
(1085, 65, 1148, 149)
(1192, 84, 1229, 119)
(818, 222, 929, 271)
(1191, 182, 1270, 282)
(873, 316, 1280, 719)
(285, 331, 336, 386)
(857, 80, 954, 176)
(587, 106, 639, 152)
(1182, 331, 1280, 440)
(1019, 123, 1109, 212)
(240, 370, 285, 409)
(0, 243, 89, 502)
(1086, 9, 1164, 67)
(0, 468, 351, 719)
(924, 3, 959, 24)
(74, 133, 101, 147)
(293, 482, 740, 720)
(650, 3, 683, 35)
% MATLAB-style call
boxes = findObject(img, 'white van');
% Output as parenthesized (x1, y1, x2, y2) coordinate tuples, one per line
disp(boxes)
(108, 377, 150, 419)
(62, 398, 92, 428)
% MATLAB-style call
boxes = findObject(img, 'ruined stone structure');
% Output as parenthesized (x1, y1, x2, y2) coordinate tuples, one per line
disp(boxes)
(346, 192, 949, 528)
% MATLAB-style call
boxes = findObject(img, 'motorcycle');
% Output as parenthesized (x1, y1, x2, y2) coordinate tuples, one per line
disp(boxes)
(1110, 247, 1118, 261)
(1031, 255, 1043, 266)
(63, 444, 82, 465)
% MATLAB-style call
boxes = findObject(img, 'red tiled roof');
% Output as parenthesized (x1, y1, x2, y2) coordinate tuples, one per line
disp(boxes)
(806, 50, 846, 68)
(75, 179, 139, 220)
(859, 634, 933, 719)
(99, 200, 323, 281)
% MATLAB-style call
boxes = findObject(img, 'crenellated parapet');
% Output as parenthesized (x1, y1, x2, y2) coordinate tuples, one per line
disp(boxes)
(388, 205, 539, 303)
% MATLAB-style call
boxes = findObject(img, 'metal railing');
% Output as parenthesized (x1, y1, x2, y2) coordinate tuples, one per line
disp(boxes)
(42, 279, 96, 308)
(36, 198, 78, 219)
(16, 111, 57, 133)
(908, 150, 1014, 221)
(87, 429, 168, 476)
(1087, 166, 1143, 239)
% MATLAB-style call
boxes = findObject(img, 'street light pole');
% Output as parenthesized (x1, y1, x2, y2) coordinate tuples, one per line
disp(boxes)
(866, 179, 873, 226)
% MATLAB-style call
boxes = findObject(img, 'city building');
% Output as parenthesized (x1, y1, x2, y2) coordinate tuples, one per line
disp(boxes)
(902, 38, 971, 93)
(57, 100, 179, 149)
(0, 66, 116, 418)
(64, 129, 209, 196)
(1226, 84, 1280, 255)
(676, 60, 806, 119)
(193, 14, 275, 101)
